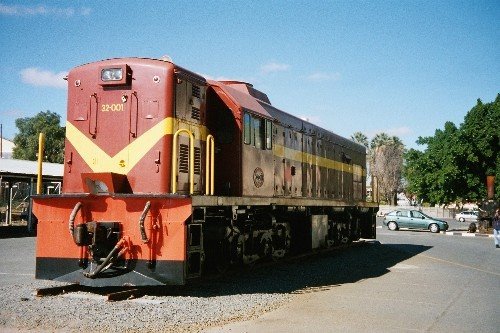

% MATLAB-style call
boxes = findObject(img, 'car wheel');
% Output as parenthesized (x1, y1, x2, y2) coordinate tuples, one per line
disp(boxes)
(387, 221, 398, 231)
(459, 217, 465, 222)
(429, 223, 440, 233)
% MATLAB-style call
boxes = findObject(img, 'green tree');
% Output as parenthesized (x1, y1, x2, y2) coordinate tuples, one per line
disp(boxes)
(404, 94, 500, 204)
(12, 111, 65, 163)
(405, 122, 465, 204)
(460, 95, 500, 199)
(351, 131, 369, 149)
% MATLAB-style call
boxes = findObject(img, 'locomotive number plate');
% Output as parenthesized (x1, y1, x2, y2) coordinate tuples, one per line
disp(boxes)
(101, 103, 124, 112)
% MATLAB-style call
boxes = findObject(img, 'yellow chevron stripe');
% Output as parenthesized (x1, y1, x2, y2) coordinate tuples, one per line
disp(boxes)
(66, 118, 208, 174)
(273, 144, 365, 177)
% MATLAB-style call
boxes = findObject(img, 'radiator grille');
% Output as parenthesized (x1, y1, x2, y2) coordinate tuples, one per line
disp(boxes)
(179, 145, 201, 175)
(192, 85, 200, 98)
(179, 144, 189, 174)
(194, 147, 201, 175)
(191, 107, 201, 121)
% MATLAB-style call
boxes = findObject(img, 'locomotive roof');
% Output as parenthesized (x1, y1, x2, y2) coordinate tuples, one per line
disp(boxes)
(72, 57, 366, 153)
(211, 80, 366, 154)
(208, 80, 273, 120)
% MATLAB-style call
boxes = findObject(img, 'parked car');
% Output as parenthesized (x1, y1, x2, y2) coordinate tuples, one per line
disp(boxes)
(383, 209, 448, 233)
(455, 210, 478, 222)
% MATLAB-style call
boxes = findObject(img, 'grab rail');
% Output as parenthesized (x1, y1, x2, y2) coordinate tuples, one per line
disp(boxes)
(171, 129, 195, 194)
(205, 134, 215, 195)
(89, 93, 98, 138)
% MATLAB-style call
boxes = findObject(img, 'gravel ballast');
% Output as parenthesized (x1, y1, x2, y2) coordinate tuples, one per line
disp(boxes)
(0, 239, 378, 332)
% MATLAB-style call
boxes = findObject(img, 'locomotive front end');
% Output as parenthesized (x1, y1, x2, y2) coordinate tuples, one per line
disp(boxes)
(34, 194, 192, 286)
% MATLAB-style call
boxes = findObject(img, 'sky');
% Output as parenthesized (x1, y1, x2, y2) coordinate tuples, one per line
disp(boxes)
(0, 1, 498, 150)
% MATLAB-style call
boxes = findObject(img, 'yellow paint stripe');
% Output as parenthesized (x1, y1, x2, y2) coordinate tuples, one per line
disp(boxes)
(273, 144, 365, 177)
(66, 118, 208, 174)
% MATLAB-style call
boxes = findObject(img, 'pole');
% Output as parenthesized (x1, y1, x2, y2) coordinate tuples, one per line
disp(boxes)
(1, 123, 3, 159)
(37, 133, 45, 195)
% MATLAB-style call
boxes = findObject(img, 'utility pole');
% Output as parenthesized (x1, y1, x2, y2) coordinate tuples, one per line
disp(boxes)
(1, 123, 3, 158)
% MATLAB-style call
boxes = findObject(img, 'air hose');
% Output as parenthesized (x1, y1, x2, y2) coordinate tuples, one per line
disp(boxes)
(83, 238, 125, 279)
(139, 201, 151, 243)
(69, 202, 83, 237)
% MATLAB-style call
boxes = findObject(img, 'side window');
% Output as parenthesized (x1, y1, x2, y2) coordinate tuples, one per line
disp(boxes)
(244, 113, 252, 145)
(243, 112, 269, 150)
(412, 211, 423, 218)
(265, 120, 272, 150)
(254, 117, 263, 149)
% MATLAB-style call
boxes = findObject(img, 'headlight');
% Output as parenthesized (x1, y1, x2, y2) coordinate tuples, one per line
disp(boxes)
(101, 68, 123, 81)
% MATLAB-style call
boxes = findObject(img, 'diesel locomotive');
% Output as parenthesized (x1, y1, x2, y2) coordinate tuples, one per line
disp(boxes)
(33, 57, 377, 286)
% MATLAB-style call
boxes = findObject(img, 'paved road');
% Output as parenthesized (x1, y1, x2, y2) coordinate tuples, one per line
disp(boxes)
(1, 219, 498, 333)
(204, 219, 500, 332)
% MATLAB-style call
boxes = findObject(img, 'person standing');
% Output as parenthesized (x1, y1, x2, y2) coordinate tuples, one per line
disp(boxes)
(493, 208, 500, 248)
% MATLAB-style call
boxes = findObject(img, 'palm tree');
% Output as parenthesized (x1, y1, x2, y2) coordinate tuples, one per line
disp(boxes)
(351, 132, 369, 149)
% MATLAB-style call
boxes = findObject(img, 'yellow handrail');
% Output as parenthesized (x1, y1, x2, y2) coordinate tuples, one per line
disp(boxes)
(37, 133, 45, 194)
(171, 129, 195, 194)
(205, 134, 215, 195)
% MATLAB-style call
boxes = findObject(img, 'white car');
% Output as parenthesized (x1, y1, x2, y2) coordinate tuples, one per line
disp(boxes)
(455, 210, 478, 222)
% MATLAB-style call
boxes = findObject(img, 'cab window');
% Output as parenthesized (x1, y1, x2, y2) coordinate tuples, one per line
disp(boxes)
(243, 112, 272, 150)
(244, 113, 252, 145)
(254, 117, 263, 149)
(265, 119, 272, 150)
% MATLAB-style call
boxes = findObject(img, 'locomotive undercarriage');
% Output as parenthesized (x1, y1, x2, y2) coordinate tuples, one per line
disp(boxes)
(189, 205, 368, 278)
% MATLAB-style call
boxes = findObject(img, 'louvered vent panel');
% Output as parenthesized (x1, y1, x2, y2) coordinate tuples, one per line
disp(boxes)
(194, 147, 201, 175)
(179, 144, 189, 173)
(191, 107, 201, 121)
(192, 85, 200, 98)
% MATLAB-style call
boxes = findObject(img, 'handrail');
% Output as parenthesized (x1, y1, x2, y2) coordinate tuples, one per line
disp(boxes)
(205, 134, 215, 195)
(129, 91, 138, 138)
(171, 128, 195, 194)
(89, 93, 98, 138)
(36, 133, 45, 194)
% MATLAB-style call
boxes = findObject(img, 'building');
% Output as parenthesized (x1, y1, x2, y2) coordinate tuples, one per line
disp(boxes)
(0, 158, 63, 227)
(0, 137, 15, 159)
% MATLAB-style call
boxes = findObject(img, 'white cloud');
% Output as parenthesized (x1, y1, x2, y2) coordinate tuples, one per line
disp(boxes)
(21, 68, 68, 89)
(306, 72, 341, 82)
(260, 62, 290, 75)
(0, 4, 91, 16)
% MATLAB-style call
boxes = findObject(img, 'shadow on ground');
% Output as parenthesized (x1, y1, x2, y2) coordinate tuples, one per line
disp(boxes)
(86, 241, 431, 298)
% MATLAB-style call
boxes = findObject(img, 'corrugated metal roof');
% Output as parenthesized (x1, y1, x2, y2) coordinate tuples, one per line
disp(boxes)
(0, 159, 63, 178)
